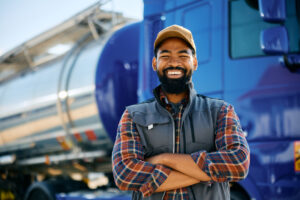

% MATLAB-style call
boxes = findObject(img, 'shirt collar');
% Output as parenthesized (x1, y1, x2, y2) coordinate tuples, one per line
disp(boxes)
(158, 86, 189, 108)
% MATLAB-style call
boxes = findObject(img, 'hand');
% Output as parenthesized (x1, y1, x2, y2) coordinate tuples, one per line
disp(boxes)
(147, 153, 211, 182)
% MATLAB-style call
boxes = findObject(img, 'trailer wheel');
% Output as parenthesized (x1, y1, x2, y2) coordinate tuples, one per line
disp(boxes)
(24, 179, 89, 200)
(24, 182, 55, 200)
(25, 188, 54, 200)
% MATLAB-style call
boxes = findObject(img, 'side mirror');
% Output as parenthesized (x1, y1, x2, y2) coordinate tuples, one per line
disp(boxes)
(260, 26, 289, 54)
(258, 0, 286, 22)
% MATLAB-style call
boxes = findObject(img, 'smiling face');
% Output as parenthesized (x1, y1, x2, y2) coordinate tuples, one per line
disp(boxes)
(152, 37, 198, 94)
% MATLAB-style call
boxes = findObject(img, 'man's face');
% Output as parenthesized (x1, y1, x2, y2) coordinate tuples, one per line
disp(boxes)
(152, 38, 198, 94)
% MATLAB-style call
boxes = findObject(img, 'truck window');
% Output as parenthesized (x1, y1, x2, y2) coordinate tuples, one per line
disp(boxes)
(229, 0, 300, 59)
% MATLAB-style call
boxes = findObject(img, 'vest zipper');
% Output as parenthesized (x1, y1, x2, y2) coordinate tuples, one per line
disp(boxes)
(156, 103, 176, 154)
(191, 186, 196, 200)
(189, 115, 195, 143)
(172, 117, 175, 153)
(161, 191, 166, 200)
(182, 122, 186, 153)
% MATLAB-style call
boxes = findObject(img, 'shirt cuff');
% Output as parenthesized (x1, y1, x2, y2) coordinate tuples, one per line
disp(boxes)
(190, 151, 214, 181)
(191, 151, 227, 182)
(139, 164, 171, 197)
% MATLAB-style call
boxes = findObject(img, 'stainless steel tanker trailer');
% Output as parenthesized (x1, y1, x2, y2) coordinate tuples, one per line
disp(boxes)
(0, 7, 140, 199)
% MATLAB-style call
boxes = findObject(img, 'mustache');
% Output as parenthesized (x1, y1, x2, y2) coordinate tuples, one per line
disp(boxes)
(162, 66, 186, 74)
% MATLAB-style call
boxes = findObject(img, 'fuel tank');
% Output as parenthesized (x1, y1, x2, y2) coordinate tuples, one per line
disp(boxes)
(0, 22, 140, 161)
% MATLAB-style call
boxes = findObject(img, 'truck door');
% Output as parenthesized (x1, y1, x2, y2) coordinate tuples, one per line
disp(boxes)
(164, 0, 224, 97)
(225, 0, 300, 199)
(140, 0, 224, 99)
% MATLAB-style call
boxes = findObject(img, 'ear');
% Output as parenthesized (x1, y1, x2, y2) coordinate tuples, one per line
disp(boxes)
(193, 55, 198, 70)
(152, 57, 157, 71)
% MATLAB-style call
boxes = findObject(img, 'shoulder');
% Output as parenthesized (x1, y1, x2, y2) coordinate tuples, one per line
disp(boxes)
(196, 95, 237, 119)
(126, 98, 167, 126)
(194, 94, 239, 124)
(194, 94, 226, 111)
(126, 97, 156, 115)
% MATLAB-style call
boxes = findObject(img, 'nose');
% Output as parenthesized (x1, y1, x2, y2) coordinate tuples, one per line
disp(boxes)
(168, 56, 181, 67)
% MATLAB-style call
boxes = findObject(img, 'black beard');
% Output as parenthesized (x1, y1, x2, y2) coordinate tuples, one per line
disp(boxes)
(157, 67, 191, 94)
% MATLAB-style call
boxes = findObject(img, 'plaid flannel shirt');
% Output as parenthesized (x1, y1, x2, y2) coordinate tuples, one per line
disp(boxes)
(112, 88, 250, 199)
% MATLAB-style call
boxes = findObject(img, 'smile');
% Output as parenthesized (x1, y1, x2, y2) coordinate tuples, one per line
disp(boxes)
(166, 69, 184, 78)
(168, 71, 182, 75)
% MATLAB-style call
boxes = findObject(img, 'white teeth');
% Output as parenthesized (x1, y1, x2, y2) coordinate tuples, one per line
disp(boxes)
(168, 71, 182, 75)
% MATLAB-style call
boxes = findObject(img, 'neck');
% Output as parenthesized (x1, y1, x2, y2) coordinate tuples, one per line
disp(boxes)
(165, 91, 188, 104)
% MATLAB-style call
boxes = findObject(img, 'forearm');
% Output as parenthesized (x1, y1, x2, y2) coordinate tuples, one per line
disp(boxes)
(155, 170, 200, 192)
(147, 153, 211, 182)
(113, 158, 170, 191)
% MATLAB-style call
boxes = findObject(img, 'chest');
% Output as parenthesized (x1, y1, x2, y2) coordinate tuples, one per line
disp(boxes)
(134, 109, 217, 157)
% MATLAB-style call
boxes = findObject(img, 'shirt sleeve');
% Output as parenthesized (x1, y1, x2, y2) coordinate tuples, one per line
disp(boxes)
(191, 103, 250, 182)
(112, 109, 171, 197)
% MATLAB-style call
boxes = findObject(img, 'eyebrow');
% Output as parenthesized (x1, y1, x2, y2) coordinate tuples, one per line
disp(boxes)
(159, 49, 190, 54)
(178, 50, 189, 54)
(159, 50, 170, 54)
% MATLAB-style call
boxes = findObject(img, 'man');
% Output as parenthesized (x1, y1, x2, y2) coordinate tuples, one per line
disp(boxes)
(112, 25, 250, 199)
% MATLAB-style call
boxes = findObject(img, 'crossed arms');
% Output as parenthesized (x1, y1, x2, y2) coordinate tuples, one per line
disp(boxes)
(112, 103, 250, 197)
(146, 153, 211, 192)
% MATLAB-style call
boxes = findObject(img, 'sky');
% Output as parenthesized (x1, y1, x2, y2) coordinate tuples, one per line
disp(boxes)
(0, 0, 143, 55)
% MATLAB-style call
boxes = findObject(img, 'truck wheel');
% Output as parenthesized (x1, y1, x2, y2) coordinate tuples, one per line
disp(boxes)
(24, 182, 55, 200)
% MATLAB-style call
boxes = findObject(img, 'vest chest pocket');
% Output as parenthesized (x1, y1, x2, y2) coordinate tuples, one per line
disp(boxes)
(183, 111, 216, 153)
(132, 113, 172, 156)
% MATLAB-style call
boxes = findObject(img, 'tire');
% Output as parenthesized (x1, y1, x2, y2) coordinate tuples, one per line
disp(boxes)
(24, 179, 88, 200)
(24, 182, 55, 200)
(25, 188, 53, 200)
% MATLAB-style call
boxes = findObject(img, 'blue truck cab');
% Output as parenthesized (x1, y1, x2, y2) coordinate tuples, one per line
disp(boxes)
(139, 0, 300, 199)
